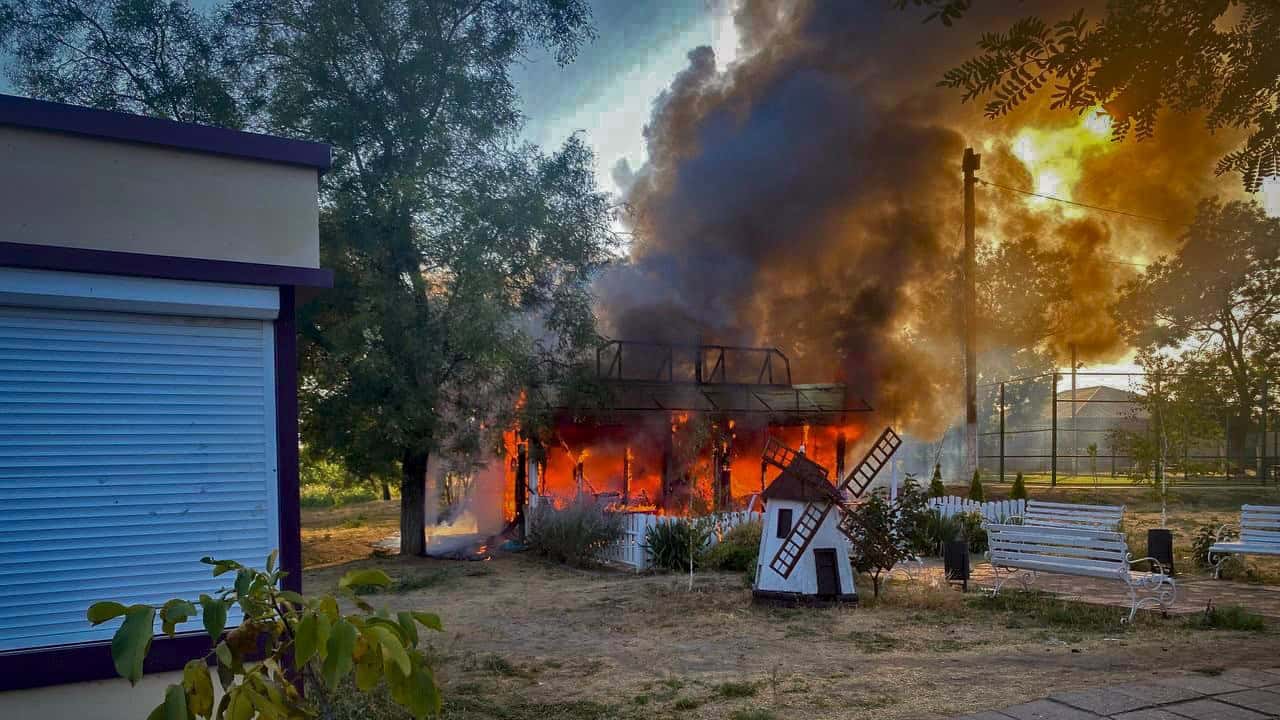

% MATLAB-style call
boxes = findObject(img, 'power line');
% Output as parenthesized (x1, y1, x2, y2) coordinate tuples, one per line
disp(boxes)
(978, 178, 1180, 226)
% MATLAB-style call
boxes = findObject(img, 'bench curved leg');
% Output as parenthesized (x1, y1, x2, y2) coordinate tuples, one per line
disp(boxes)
(1124, 574, 1177, 623)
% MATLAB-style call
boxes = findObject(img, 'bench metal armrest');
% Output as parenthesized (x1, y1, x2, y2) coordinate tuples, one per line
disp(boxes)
(1214, 522, 1237, 543)
(1128, 555, 1168, 577)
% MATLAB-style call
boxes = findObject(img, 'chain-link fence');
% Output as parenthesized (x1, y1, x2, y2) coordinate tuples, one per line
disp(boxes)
(977, 369, 1279, 485)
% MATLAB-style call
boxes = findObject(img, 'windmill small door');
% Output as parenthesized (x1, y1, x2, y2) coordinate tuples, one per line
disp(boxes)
(752, 428, 901, 603)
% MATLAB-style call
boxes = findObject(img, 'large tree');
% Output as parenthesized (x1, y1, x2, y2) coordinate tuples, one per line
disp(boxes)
(1116, 199, 1280, 474)
(0, 0, 616, 555)
(899, 0, 1280, 192)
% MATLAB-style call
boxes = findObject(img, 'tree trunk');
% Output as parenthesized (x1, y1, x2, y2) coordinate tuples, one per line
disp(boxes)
(400, 450, 429, 556)
(380, 479, 391, 501)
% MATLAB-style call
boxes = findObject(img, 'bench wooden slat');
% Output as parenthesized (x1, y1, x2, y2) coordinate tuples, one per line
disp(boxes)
(989, 555, 1127, 581)
(1029, 500, 1125, 513)
(1210, 542, 1280, 555)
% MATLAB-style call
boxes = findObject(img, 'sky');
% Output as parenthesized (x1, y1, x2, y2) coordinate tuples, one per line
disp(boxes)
(509, 0, 739, 195)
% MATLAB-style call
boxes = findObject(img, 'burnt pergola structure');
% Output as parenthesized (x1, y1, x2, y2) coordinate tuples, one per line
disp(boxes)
(518, 340, 873, 519)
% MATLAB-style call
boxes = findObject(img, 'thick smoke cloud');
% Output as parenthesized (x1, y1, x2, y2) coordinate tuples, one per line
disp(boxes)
(600, 0, 1245, 437)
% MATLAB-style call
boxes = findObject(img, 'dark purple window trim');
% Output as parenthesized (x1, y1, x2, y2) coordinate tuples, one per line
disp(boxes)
(0, 281, 307, 691)
(0, 93, 331, 173)
(0, 241, 332, 289)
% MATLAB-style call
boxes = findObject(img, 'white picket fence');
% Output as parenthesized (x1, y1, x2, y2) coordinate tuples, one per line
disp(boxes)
(928, 496, 1025, 523)
(601, 510, 763, 570)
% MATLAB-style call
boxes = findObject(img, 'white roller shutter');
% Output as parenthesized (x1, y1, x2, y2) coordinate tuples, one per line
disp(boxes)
(0, 271, 279, 652)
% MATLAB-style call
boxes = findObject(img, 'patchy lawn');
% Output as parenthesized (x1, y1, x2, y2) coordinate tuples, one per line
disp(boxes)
(304, 551, 1277, 720)
(302, 499, 399, 568)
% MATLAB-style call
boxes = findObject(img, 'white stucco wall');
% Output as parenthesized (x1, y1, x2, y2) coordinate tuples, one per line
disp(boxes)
(755, 499, 856, 596)
(0, 126, 320, 267)
(0, 671, 185, 720)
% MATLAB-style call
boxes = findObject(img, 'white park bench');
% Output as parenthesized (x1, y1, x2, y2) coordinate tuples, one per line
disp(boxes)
(1208, 505, 1280, 578)
(985, 523, 1176, 622)
(1022, 500, 1124, 531)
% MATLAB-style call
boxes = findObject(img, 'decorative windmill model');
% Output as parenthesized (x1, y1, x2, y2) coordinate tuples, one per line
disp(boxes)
(752, 428, 901, 602)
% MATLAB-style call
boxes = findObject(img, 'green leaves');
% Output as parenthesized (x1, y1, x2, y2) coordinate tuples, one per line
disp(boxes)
(321, 618, 358, 686)
(293, 609, 331, 669)
(111, 605, 156, 685)
(160, 599, 197, 637)
(338, 568, 392, 592)
(182, 660, 214, 718)
(90, 553, 443, 719)
(199, 594, 227, 640)
(162, 683, 188, 720)
(87, 601, 129, 625)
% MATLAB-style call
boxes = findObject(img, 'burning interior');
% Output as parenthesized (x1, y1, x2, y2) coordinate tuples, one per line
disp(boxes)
(504, 341, 871, 526)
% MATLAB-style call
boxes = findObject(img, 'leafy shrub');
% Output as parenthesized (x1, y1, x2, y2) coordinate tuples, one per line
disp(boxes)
(1010, 472, 1028, 500)
(968, 470, 985, 502)
(1190, 523, 1247, 578)
(703, 520, 762, 572)
(846, 492, 912, 597)
(644, 518, 713, 571)
(86, 553, 442, 719)
(526, 501, 625, 567)
(958, 511, 987, 554)
(924, 510, 962, 555)
(300, 482, 381, 509)
(923, 510, 986, 555)
(896, 476, 935, 556)
(928, 463, 945, 498)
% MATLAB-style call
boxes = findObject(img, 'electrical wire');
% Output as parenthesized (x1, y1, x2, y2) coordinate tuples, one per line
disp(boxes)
(977, 178, 1180, 226)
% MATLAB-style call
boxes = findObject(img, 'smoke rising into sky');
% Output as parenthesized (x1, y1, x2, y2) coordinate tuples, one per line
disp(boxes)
(591, 0, 1248, 437)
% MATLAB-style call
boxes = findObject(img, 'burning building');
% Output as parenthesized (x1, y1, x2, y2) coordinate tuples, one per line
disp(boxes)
(506, 340, 871, 522)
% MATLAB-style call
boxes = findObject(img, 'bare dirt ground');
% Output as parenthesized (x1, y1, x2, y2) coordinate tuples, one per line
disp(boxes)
(300, 486, 1280, 719)
(304, 552, 1277, 720)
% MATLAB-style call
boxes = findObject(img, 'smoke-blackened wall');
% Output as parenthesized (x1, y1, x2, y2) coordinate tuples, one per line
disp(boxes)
(601, 0, 1245, 438)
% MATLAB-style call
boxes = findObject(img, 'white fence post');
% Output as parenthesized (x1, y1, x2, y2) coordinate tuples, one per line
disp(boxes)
(928, 496, 1025, 523)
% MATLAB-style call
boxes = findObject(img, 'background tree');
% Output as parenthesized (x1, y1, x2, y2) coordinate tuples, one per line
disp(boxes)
(903, 0, 1280, 192)
(1116, 200, 1280, 476)
(0, 0, 616, 556)
(0, 0, 250, 126)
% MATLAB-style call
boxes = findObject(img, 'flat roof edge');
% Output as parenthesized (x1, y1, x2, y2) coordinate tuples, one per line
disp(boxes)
(0, 94, 332, 172)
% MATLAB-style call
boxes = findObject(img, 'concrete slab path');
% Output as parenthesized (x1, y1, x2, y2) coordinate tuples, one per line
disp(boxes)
(950, 668, 1280, 720)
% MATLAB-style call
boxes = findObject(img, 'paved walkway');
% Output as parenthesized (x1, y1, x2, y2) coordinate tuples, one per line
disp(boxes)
(952, 668, 1280, 719)
(912, 561, 1280, 618)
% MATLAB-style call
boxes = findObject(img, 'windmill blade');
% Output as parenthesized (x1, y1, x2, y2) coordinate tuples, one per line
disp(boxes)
(768, 502, 832, 579)
(761, 436, 802, 473)
(837, 427, 902, 498)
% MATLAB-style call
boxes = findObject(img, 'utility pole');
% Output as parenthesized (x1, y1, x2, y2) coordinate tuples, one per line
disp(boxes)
(963, 147, 981, 481)
(1071, 342, 1078, 479)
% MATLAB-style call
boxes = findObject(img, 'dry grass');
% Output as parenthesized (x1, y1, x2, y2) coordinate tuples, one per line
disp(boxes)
(301, 499, 398, 568)
(303, 551, 1276, 720)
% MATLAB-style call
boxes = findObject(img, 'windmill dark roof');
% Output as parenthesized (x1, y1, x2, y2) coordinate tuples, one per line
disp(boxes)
(762, 455, 843, 504)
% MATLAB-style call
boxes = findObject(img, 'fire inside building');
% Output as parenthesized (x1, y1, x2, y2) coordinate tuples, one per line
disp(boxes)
(504, 341, 875, 524)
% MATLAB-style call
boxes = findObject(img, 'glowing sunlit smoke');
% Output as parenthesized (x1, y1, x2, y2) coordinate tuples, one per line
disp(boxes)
(1009, 107, 1116, 209)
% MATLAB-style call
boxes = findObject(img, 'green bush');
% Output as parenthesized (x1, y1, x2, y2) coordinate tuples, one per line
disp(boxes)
(896, 476, 935, 556)
(300, 482, 381, 509)
(928, 463, 945, 498)
(703, 520, 762, 572)
(968, 470, 985, 502)
(958, 511, 987, 554)
(1010, 472, 1028, 500)
(644, 519, 713, 571)
(526, 501, 625, 568)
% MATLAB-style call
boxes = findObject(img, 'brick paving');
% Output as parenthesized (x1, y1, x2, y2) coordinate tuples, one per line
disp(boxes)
(950, 668, 1280, 720)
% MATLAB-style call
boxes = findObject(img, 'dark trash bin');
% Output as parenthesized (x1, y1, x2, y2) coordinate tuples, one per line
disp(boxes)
(943, 539, 970, 591)
(1147, 528, 1175, 576)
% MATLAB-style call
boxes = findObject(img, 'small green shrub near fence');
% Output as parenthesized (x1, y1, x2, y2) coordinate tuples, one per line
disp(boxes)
(300, 482, 382, 509)
(644, 518, 713, 572)
(526, 501, 624, 568)
(703, 520, 762, 572)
